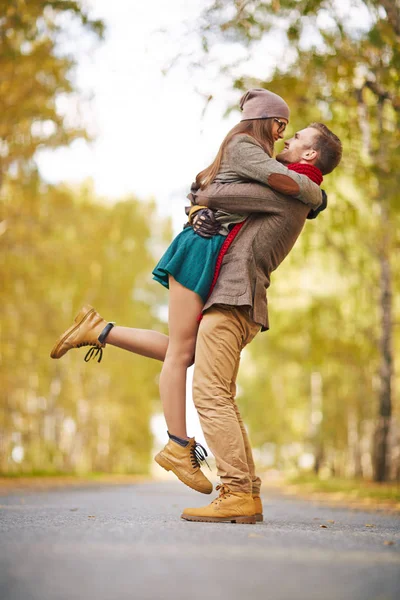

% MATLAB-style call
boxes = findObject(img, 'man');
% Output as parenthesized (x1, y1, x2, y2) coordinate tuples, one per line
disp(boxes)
(180, 121, 342, 523)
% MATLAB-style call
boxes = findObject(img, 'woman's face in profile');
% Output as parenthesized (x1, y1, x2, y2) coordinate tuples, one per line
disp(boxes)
(272, 118, 288, 142)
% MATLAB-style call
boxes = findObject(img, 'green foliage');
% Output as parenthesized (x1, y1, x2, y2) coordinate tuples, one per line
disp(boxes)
(0, 0, 104, 185)
(288, 473, 400, 503)
(0, 179, 169, 474)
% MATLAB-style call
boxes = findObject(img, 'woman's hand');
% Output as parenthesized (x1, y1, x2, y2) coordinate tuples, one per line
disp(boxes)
(192, 208, 222, 238)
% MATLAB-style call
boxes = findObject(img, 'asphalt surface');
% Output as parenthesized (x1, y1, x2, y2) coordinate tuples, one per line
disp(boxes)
(0, 480, 399, 600)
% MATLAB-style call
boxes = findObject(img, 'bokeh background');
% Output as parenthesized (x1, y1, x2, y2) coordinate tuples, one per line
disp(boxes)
(1, 0, 399, 485)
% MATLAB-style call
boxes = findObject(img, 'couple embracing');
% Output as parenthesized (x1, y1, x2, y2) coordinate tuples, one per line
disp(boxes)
(51, 88, 342, 524)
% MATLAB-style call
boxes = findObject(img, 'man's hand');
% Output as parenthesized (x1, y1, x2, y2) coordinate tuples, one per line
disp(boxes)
(307, 189, 328, 220)
(192, 208, 222, 238)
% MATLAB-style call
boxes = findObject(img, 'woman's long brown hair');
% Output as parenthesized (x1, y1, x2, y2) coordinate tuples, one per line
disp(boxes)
(195, 118, 276, 190)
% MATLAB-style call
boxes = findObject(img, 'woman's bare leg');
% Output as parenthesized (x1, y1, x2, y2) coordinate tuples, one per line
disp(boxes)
(106, 327, 168, 361)
(159, 276, 203, 439)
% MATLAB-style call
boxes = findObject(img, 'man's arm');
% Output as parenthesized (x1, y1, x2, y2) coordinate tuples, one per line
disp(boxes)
(188, 182, 328, 238)
(190, 180, 292, 214)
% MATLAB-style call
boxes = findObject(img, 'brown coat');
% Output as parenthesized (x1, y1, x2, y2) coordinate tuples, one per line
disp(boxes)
(194, 181, 311, 330)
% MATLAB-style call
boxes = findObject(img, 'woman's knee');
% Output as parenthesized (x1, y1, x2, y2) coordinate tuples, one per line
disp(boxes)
(165, 343, 196, 368)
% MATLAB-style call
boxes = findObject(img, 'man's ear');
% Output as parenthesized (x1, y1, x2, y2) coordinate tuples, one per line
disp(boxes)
(302, 148, 318, 162)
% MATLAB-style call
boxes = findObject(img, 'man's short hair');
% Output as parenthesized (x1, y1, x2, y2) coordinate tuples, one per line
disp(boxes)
(309, 123, 342, 175)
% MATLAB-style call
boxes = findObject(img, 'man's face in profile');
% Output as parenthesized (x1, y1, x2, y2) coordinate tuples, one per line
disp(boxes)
(276, 127, 317, 164)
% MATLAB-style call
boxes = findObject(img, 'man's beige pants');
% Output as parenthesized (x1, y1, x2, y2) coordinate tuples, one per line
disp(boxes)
(193, 305, 262, 495)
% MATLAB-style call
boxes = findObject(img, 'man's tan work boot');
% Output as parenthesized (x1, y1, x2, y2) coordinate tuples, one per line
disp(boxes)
(253, 495, 263, 522)
(154, 437, 213, 495)
(50, 305, 113, 363)
(181, 484, 256, 524)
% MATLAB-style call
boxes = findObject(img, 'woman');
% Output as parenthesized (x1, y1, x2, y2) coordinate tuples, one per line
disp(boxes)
(50, 88, 323, 494)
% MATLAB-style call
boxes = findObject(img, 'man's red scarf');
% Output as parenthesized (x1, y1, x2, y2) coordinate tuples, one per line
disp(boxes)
(287, 163, 323, 185)
(197, 163, 323, 322)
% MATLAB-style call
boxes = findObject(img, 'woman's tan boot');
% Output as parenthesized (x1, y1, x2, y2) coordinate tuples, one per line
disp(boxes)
(181, 484, 256, 523)
(50, 305, 112, 362)
(155, 437, 213, 494)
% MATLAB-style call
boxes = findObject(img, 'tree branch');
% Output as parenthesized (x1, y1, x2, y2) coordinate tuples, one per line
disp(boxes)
(364, 80, 400, 111)
(378, 0, 400, 37)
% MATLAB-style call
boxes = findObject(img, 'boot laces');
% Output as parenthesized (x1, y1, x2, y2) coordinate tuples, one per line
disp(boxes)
(76, 342, 103, 363)
(190, 441, 211, 471)
(212, 484, 232, 505)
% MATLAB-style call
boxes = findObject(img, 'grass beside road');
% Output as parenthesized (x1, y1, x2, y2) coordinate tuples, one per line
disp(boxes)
(0, 472, 149, 495)
(283, 474, 400, 512)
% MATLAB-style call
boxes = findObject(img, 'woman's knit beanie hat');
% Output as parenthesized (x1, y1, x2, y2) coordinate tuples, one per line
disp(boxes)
(240, 88, 290, 121)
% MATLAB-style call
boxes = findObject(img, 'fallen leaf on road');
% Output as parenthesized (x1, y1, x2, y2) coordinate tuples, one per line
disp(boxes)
(320, 525, 328, 528)
(365, 524, 375, 528)
(383, 541, 394, 546)
(88, 515, 96, 519)
(70, 508, 78, 512)
(327, 520, 335, 524)
(248, 533, 263, 538)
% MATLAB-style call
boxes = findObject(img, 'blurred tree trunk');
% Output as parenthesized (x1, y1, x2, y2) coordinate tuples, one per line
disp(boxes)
(310, 372, 323, 474)
(374, 206, 393, 481)
(372, 99, 394, 481)
(348, 409, 363, 478)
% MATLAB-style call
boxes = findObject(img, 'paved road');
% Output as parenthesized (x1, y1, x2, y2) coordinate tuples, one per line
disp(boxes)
(0, 480, 399, 600)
